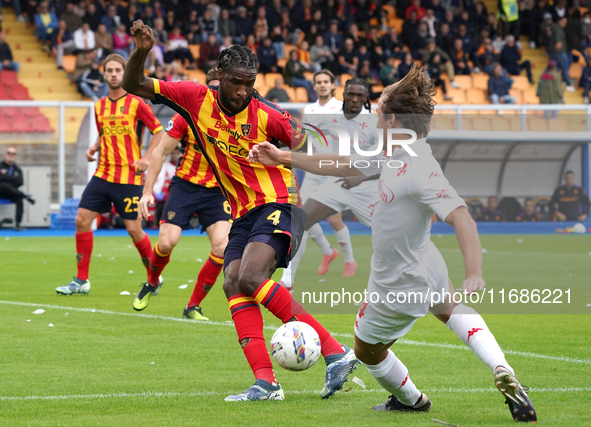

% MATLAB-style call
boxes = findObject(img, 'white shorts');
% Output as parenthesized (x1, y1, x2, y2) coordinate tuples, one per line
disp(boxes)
(309, 178, 379, 227)
(300, 173, 327, 202)
(354, 242, 449, 345)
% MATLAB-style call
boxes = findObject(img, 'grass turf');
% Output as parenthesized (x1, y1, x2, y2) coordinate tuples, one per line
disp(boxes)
(0, 233, 589, 426)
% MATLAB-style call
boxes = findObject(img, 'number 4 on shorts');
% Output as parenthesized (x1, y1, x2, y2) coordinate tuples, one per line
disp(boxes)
(267, 210, 281, 225)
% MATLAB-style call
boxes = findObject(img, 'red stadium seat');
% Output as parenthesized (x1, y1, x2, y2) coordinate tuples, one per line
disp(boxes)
(0, 118, 13, 132)
(11, 115, 33, 132)
(32, 116, 53, 132)
(9, 84, 30, 100)
(19, 106, 42, 118)
(0, 85, 9, 99)
(0, 70, 18, 86)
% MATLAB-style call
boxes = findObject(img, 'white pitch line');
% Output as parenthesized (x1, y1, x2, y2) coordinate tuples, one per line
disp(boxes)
(2, 300, 590, 366)
(439, 248, 590, 257)
(2, 387, 591, 402)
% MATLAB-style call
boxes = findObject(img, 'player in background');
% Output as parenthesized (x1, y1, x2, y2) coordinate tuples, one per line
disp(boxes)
(278, 70, 350, 292)
(56, 53, 163, 295)
(283, 78, 380, 292)
(248, 66, 536, 422)
(123, 21, 358, 402)
(133, 111, 232, 318)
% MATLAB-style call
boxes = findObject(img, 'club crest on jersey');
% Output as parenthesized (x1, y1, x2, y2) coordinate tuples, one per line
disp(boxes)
(120, 106, 127, 113)
(167, 211, 176, 220)
(241, 124, 251, 137)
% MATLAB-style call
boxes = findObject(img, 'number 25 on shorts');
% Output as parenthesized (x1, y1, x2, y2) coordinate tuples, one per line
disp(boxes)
(124, 196, 139, 213)
(267, 210, 281, 225)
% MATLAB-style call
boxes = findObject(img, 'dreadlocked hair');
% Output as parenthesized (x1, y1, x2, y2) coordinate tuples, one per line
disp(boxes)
(380, 64, 436, 137)
(343, 77, 371, 112)
(214, 45, 260, 95)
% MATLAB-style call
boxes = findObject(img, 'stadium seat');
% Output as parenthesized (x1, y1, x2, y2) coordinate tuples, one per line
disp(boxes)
(9, 84, 30, 100)
(447, 88, 466, 103)
(284, 44, 297, 58)
(265, 73, 283, 88)
(0, 70, 18, 86)
(277, 58, 287, 68)
(569, 61, 583, 80)
(295, 87, 308, 102)
(499, 197, 522, 221)
(522, 87, 539, 104)
(340, 73, 353, 84)
(18, 106, 42, 118)
(466, 88, 487, 104)
(284, 87, 296, 102)
(62, 55, 77, 74)
(511, 76, 530, 91)
(0, 85, 9, 99)
(0, 119, 13, 132)
(534, 196, 552, 221)
(509, 89, 524, 104)
(185, 69, 206, 83)
(389, 18, 404, 34)
(382, 4, 396, 19)
(32, 115, 53, 132)
(303, 71, 314, 81)
(453, 75, 473, 90)
(11, 115, 32, 132)
(254, 74, 267, 93)
(188, 45, 200, 61)
(472, 73, 489, 91)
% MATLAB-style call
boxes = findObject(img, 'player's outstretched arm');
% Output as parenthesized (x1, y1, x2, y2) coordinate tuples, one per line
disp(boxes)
(248, 142, 362, 177)
(138, 133, 180, 220)
(122, 20, 156, 101)
(85, 136, 101, 162)
(445, 206, 485, 294)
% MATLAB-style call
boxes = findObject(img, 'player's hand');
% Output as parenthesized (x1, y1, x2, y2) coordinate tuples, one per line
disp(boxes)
(133, 157, 150, 172)
(138, 193, 154, 220)
(555, 211, 567, 222)
(578, 214, 588, 221)
(336, 176, 365, 190)
(247, 142, 284, 166)
(85, 147, 97, 162)
(130, 20, 155, 51)
(461, 276, 485, 294)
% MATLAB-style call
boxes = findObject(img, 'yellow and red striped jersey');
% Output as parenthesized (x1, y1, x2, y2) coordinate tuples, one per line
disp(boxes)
(165, 113, 219, 188)
(94, 94, 163, 185)
(153, 80, 307, 219)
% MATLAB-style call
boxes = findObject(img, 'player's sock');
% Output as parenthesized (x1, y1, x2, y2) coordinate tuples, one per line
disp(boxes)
(279, 263, 292, 288)
(446, 304, 513, 373)
(365, 349, 421, 406)
(147, 243, 171, 286)
(75, 231, 93, 281)
(308, 223, 333, 256)
(280, 230, 309, 287)
(253, 279, 345, 357)
(229, 294, 276, 384)
(133, 233, 153, 272)
(335, 226, 355, 263)
(187, 252, 223, 307)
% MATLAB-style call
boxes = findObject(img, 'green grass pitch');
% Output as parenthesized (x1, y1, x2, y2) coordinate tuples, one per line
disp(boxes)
(0, 233, 590, 426)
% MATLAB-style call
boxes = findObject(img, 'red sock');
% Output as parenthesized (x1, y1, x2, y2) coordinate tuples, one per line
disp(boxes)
(134, 233, 153, 272)
(229, 294, 276, 384)
(253, 279, 345, 357)
(188, 252, 224, 308)
(75, 231, 93, 281)
(147, 242, 170, 286)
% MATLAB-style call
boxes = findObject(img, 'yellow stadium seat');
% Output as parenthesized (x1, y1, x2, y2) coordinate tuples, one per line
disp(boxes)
(511, 75, 530, 90)
(295, 87, 309, 102)
(447, 88, 466, 103)
(277, 58, 287, 68)
(382, 4, 396, 19)
(284, 44, 297, 58)
(265, 73, 283, 88)
(189, 44, 200, 61)
(186, 69, 206, 83)
(569, 61, 583, 80)
(284, 87, 296, 101)
(303, 71, 314, 81)
(389, 18, 404, 34)
(509, 89, 524, 104)
(453, 75, 473, 90)
(254, 74, 267, 93)
(62, 55, 76, 74)
(340, 73, 353, 83)
(522, 87, 539, 104)
(466, 88, 487, 104)
(472, 73, 489, 91)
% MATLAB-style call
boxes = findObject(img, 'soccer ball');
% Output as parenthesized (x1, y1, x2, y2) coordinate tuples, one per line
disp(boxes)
(270, 321, 321, 371)
(573, 223, 587, 234)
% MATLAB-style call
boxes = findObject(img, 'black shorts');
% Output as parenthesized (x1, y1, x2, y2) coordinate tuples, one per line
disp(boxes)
(224, 203, 307, 270)
(160, 176, 232, 232)
(79, 176, 142, 220)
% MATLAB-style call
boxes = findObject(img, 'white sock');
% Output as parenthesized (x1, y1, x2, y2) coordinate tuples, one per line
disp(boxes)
(335, 226, 354, 263)
(308, 223, 333, 255)
(446, 304, 513, 373)
(280, 230, 309, 287)
(365, 349, 421, 406)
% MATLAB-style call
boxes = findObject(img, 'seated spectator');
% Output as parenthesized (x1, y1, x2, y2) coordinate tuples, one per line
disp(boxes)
(257, 37, 280, 74)
(73, 22, 96, 52)
(122, 4, 140, 33)
(356, 62, 380, 100)
(113, 24, 134, 60)
(164, 10, 177, 35)
(425, 52, 452, 100)
(472, 1, 489, 33)
(457, 10, 477, 36)
(550, 171, 590, 221)
(0, 147, 35, 231)
(406, 0, 426, 20)
(398, 52, 413, 79)
(338, 38, 358, 75)
(409, 22, 429, 59)
(298, 40, 312, 69)
(220, 36, 233, 53)
(422, 8, 438, 38)
(488, 63, 515, 104)
(356, 44, 372, 66)
(199, 8, 219, 43)
(324, 21, 344, 58)
(537, 60, 563, 118)
(245, 34, 258, 55)
(421, 38, 459, 88)
(456, 24, 476, 66)
(501, 35, 533, 84)
(198, 33, 219, 72)
(270, 25, 285, 59)
(218, 9, 236, 40)
(285, 49, 316, 102)
(529, 0, 547, 49)
(549, 16, 575, 91)
(371, 45, 387, 75)
(345, 23, 364, 48)
(381, 27, 403, 58)
(254, 6, 270, 42)
(167, 61, 185, 82)
(53, 21, 74, 70)
(436, 23, 454, 53)
(367, 28, 382, 51)
(59, 2, 82, 34)
(486, 13, 499, 40)
(71, 48, 97, 85)
(266, 77, 291, 102)
(580, 56, 591, 104)
(379, 56, 398, 85)
(478, 38, 499, 74)
(206, 68, 220, 86)
(310, 35, 334, 74)
(166, 27, 195, 69)
(101, 5, 121, 34)
(478, 196, 505, 221)
(78, 61, 107, 101)
(441, 10, 458, 34)
(95, 24, 113, 60)
(449, 38, 471, 75)
(35, 1, 59, 46)
(473, 27, 491, 54)
(430, 0, 446, 21)
(402, 10, 420, 48)
(516, 198, 542, 222)
(0, 32, 19, 72)
(234, 6, 254, 43)
(149, 63, 169, 81)
(583, 12, 591, 49)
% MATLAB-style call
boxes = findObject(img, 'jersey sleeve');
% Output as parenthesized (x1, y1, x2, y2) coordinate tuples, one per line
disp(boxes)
(407, 165, 466, 221)
(350, 151, 387, 177)
(153, 79, 208, 119)
(267, 107, 308, 151)
(166, 113, 188, 141)
(135, 99, 163, 134)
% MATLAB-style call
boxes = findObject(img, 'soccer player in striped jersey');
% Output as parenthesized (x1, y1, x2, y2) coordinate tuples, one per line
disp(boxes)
(132, 112, 232, 317)
(56, 54, 163, 296)
(123, 20, 359, 402)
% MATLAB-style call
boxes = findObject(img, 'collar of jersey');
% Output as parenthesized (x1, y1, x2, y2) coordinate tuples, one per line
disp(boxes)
(108, 93, 128, 103)
(216, 94, 252, 117)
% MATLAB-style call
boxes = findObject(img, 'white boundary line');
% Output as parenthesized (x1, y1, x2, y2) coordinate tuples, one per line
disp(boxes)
(1, 300, 590, 367)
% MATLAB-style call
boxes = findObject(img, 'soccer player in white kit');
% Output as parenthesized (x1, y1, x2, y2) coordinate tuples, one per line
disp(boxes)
(248, 66, 537, 422)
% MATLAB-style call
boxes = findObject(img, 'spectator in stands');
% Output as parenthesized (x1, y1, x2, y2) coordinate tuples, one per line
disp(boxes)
(580, 56, 591, 104)
(441, 10, 458, 34)
(35, 2, 59, 46)
(500, 35, 533, 84)
(540, 12, 554, 50)
(517, 198, 542, 221)
(59, 2, 82, 34)
(583, 13, 591, 48)
(83, 3, 102, 32)
(478, 38, 499, 74)
(436, 23, 454, 55)
(167, 61, 185, 82)
(381, 26, 403, 58)
(398, 52, 413, 79)
(220, 36, 233, 53)
(550, 170, 590, 221)
(198, 33, 220, 72)
(183, 12, 202, 44)
(0, 147, 34, 231)
(406, 0, 426, 20)
(270, 25, 285, 59)
(371, 45, 387, 75)
(267, 0, 283, 29)
(218, 9, 236, 40)
(425, 52, 452, 100)
(122, 3, 141, 33)
(422, 8, 438, 38)
(338, 38, 358, 75)
(72, 48, 97, 86)
(304, 24, 320, 48)
(78, 61, 108, 101)
(486, 13, 499, 40)
(421, 38, 459, 87)
(566, 10, 587, 65)
(402, 10, 420, 48)
(285, 49, 316, 102)
(478, 196, 505, 221)
(163, 10, 177, 34)
(140, 5, 156, 28)
(354, 0, 374, 33)
(152, 18, 169, 58)
(254, 6, 270, 40)
(473, 27, 491, 54)
(498, 0, 520, 39)
(298, 40, 312, 68)
(234, 6, 254, 43)
(54, 20, 75, 70)
(550, 0, 568, 22)
(409, 22, 429, 60)
(449, 38, 472, 75)
(488, 63, 516, 104)
(310, 35, 334, 74)
(245, 34, 258, 54)
(472, 1, 489, 33)
(165, 27, 195, 69)
(101, 5, 121, 34)
(324, 21, 344, 57)
(456, 24, 476, 66)
(379, 56, 398, 85)
(257, 37, 280, 74)
(266, 77, 291, 102)
(149, 63, 168, 81)
(94, 24, 113, 60)
(73, 22, 96, 52)
(549, 16, 576, 91)
(537, 60, 563, 118)
(356, 62, 380, 100)
(0, 32, 19, 73)
(112, 24, 135, 60)
(199, 8, 219, 43)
